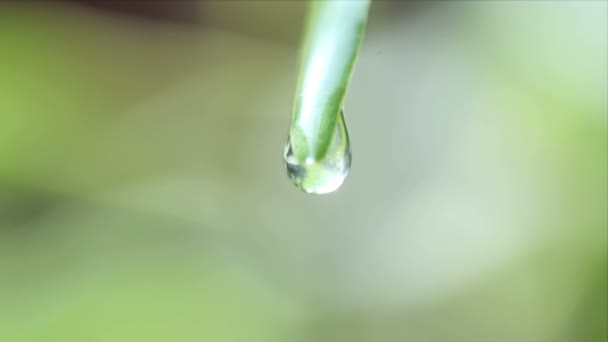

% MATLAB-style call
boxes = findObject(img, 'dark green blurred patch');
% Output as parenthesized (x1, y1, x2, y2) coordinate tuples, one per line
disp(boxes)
(0, 185, 64, 228)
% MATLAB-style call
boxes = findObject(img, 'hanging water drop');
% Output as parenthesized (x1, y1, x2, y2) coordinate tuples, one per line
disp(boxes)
(284, 109, 351, 194)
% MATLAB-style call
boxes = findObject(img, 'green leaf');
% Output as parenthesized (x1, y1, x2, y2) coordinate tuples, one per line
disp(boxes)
(289, 0, 370, 162)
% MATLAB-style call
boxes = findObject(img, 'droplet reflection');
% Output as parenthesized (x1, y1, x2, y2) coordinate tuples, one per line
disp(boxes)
(284, 110, 351, 194)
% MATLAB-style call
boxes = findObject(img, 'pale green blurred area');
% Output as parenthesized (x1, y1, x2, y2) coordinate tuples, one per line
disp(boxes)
(0, 1, 606, 341)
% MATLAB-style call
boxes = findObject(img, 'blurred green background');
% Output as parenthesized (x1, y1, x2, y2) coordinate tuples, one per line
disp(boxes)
(0, 1, 606, 341)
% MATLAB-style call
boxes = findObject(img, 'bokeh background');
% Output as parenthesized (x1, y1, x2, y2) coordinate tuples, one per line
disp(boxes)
(1, 1, 606, 341)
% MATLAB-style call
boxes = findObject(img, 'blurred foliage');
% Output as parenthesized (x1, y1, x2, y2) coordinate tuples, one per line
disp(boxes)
(0, 1, 606, 342)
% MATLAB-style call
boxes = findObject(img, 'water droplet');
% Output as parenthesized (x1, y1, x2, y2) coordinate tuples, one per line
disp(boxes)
(284, 110, 351, 194)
